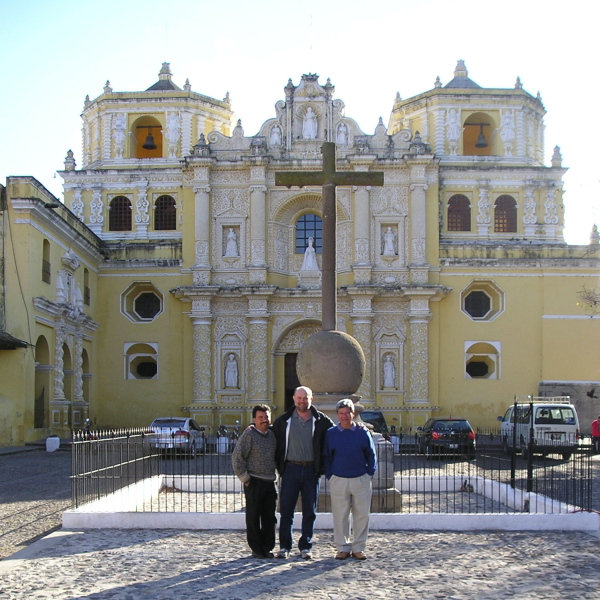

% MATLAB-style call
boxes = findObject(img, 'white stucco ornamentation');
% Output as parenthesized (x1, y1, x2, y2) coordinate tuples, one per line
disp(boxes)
(71, 188, 84, 220)
(500, 109, 515, 156)
(165, 112, 181, 158)
(112, 113, 127, 159)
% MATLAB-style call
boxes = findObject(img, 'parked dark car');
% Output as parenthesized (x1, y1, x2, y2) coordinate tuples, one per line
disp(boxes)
(416, 417, 476, 459)
(149, 417, 205, 457)
(359, 410, 390, 439)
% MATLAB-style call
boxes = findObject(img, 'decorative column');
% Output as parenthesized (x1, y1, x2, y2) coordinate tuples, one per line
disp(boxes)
(406, 295, 431, 404)
(476, 180, 491, 237)
(193, 184, 211, 282)
(50, 324, 70, 433)
(408, 176, 428, 284)
(433, 108, 445, 155)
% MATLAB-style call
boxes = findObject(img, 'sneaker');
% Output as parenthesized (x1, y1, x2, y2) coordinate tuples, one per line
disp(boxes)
(300, 549, 312, 560)
(265, 552, 274, 558)
(276, 548, 290, 559)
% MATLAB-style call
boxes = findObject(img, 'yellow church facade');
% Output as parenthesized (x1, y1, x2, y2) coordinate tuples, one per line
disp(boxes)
(1, 61, 598, 446)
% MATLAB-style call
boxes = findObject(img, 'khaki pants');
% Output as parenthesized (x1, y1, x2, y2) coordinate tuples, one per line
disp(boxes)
(329, 473, 372, 553)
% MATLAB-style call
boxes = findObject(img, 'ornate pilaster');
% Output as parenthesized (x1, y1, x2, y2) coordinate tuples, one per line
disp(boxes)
(523, 181, 537, 236)
(190, 298, 213, 403)
(433, 108, 445, 155)
(246, 295, 271, 404)
(544, 184, 559, 239)
(349, 291, 375, 403)
(406, 295, 432, 404)
(476, 180, 491, 236)
(102, 113, 112, 162)
(89, 185, 103, 235)
(134, 181, 150, 238)
(408, 179, 428, 283)
(71, 186, 84, 221)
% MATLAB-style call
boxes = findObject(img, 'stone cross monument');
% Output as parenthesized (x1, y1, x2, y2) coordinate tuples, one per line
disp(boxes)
(275, 142, 384, 401)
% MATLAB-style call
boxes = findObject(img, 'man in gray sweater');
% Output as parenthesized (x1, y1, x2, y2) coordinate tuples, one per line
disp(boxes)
(232, 404, 277, 558)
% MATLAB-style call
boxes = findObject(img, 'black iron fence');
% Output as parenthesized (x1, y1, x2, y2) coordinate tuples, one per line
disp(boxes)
(71, 428, 594, 514)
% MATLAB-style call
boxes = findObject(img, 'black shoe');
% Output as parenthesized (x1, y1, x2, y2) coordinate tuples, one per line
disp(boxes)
(251, 552, 266, 559)
(265, 552, 274, 558)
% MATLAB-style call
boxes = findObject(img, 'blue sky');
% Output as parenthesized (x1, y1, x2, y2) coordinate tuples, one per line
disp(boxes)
(1, 0, 598, 244)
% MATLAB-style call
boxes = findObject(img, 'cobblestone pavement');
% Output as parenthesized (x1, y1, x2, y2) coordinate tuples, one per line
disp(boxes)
(1, 528, 599, 599)
(1, 448, 599, 599)
(0, 449, 71, 561)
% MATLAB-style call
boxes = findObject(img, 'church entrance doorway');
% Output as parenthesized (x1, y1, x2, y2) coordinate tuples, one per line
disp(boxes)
(284, 353, 300, 411)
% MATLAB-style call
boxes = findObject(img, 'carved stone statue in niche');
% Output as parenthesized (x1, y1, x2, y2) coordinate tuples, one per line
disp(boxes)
(382, 226, 397, 256)
(337, 122, 349, 146)
(270, 124, 282, 146)
(224, 353, 239, 388)
(224, 228, 239, 257)
(300, 237, 319, 271)
(302, 107, 317, 140)
(382, 354, 396, 388)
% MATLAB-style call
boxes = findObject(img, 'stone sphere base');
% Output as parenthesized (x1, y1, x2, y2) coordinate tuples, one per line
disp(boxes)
(296, 330, 365, 395)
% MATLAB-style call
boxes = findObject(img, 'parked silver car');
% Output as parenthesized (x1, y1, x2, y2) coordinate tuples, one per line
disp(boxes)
(149, 417, 205, 457)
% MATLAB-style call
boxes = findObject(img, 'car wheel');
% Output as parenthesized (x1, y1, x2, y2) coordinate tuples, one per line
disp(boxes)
(189, 442, 197, 458)
(521, 445, 529, 460)
(502, 437, 511, 455)
(561, 452, 572, 460)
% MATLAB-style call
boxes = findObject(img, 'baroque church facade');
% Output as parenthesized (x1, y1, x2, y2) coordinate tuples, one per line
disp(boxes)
(1, 61, 598, 445)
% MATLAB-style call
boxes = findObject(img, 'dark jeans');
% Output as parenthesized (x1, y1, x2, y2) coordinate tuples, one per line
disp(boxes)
(244, 477, 277, 556)
(279, 462, 320, 551)
(593, 437, 600, 454)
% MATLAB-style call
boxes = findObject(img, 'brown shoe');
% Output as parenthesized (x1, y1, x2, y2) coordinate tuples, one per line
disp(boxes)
(351, 551, 367, 560)
(335, 551, 351, 560)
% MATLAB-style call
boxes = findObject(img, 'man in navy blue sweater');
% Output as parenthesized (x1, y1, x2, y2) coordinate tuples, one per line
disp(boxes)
(324, 398, 377, 560)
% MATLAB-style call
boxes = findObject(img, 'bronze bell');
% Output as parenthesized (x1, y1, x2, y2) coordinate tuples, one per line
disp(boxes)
(475, 124, 488, 148)
(142, 129, 157, 150)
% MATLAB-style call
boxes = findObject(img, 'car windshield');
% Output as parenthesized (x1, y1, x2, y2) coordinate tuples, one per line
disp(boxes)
(432, 420, 471, 432)
(152, 419, 186, 428)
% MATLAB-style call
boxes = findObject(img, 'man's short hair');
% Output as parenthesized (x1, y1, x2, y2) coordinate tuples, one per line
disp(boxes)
(294, 386, 313, 397)
(336, 398, 355, 413)
(252, 404, 271, 418)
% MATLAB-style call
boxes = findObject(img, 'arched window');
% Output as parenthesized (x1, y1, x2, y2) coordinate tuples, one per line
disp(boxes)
(83, 268, 90, 306)
(447, 195, 471, 231)
(295, 213, 322, 254)
(154, 195, 176, 230)
(494, 195, 517, 233)
(109, 196, 132, 231)
(42, 239, 51, 283)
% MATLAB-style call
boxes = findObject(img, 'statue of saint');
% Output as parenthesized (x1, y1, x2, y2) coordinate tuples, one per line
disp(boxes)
(224, 354, 238, 388)
(383, 355, 396, 388)
(302, 107, 317, 140)
(300, 237, 319, 271)
(336, 122, 349, 146)
(270, 124, 282, 146)
(224, 228, 239, 257)
(382, 226, 396, 256)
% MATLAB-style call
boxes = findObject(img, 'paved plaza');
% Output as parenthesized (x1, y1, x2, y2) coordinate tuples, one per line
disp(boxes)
(1, 447, 599, 599)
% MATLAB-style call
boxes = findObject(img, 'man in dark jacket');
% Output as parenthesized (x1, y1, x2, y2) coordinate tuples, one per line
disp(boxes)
(272, 386, 334, 560)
